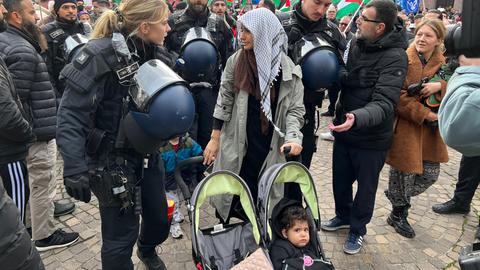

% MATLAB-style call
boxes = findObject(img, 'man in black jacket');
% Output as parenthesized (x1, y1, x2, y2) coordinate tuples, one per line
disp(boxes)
(0, 3, 42, 267)
(320, 0, 408, 255)
(0, 0, 78, 251)
(0, 0, 35, 227)
(278, 0, 346, 169)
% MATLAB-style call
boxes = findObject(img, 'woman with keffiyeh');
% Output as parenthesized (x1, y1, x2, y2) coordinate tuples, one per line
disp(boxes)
(203, 8, 306, 222)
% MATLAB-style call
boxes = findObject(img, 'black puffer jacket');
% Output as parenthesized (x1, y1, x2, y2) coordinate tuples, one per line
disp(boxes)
(333, 19, 408, 150)
(0, 25, 57, 142)
(0, 58, 35, 165)
(0, 183, 44, 270)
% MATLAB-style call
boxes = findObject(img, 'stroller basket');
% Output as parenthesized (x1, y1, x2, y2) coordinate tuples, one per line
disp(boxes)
(190, 170, 266, 270)
(196, 222, 257, 270)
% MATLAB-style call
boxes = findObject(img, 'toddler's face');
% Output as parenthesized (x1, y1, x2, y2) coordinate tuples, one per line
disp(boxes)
(282, 220, 310, 248)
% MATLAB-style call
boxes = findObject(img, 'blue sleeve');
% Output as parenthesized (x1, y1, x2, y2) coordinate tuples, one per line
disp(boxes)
(191, 141, 203, 156)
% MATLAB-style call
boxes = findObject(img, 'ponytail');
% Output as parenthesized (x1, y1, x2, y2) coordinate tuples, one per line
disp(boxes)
(90, 0, 168, 40)
(91, 10, 120, 39)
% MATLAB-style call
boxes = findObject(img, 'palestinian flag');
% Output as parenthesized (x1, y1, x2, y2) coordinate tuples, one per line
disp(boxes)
(333, 0, 369, 19)
(280, 0, 291, 12)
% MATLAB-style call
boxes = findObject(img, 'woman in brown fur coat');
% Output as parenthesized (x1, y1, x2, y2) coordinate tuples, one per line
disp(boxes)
(384, 19, 448, 239)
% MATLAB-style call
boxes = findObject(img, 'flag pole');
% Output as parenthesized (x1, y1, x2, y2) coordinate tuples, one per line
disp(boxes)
(342, 0, 366, 35)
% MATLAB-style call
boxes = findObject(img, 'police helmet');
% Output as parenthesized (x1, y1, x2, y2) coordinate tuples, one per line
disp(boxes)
(297, 35, 340, 90)
(176, 27, 218, 83)
(123, 59, 195, 154)
(64, 34, 89, 63)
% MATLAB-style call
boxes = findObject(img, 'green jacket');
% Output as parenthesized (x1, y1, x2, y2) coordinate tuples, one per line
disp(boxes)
(212, 51, 305, 220)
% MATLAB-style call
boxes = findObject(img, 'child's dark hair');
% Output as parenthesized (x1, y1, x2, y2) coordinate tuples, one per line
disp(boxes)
(279, 205, 308, 230)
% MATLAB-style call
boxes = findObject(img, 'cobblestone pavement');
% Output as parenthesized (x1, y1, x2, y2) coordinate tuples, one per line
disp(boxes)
(42, 107, 479, 270)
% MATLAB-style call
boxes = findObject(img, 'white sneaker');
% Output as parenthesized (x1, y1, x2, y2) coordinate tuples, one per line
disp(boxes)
(170, 223, 184, 239)
(173, 208, 184, 224)
(320, 132, 335, 141)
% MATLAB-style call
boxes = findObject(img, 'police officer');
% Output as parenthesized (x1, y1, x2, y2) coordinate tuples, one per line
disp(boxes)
(42, 0, 88, 96)
(278, 0, 346, 168)
(165, 0, 233, 149)
(56, 0, 195, 269)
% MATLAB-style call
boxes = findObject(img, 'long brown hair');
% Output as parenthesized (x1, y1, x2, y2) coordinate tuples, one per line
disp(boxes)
(91, 0, 168, 39)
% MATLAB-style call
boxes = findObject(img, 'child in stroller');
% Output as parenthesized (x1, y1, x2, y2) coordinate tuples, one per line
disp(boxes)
(270, 198, 329, 270)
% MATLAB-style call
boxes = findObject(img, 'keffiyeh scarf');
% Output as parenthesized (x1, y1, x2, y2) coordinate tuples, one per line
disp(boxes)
(237, 8, 288, 137)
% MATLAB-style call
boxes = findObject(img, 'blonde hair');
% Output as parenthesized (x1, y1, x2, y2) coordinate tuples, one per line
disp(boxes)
(91, 0, 169, 39)
(415, 19, 446, 55)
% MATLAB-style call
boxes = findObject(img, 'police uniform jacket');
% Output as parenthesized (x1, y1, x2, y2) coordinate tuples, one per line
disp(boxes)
(56, 35, 157, 177)
(278, 3, 346, 67)
(42, 19, 87, 96)
(333, 19, 409, 150)
(0, 25, 57, 142)
(165, 6, 233, 69)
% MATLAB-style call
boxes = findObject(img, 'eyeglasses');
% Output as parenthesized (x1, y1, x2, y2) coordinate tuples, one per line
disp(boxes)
(359, 14, 382, 24)
(339, 23, 348, 26)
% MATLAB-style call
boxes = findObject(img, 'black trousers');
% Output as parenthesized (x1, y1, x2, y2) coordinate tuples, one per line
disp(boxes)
(332, 140, 387, 236)
(300, 103, 317, 169)
(327, 86, 340, 114)
(0, 159, 29, 224)
(99, 158, 170, 270)
(452, 155, 480, 207)
(189, 86, 218, 150)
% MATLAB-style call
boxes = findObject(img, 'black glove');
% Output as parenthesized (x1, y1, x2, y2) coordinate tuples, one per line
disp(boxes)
(64, 172, 91, 203)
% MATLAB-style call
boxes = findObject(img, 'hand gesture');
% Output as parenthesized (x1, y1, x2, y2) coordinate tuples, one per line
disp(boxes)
(328, 113, 355, 133)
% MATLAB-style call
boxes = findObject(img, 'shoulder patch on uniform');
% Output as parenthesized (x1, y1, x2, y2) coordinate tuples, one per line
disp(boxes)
(49, 28, 65, 39)
(325, 30, 333, 38)
(75, 51, 91, 65)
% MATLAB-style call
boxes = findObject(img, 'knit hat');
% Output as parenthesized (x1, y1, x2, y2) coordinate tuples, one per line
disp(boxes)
(54, 0, 77, 13)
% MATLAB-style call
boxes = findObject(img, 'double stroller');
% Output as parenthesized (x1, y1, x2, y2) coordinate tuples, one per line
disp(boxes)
(174, 159, 334, 270)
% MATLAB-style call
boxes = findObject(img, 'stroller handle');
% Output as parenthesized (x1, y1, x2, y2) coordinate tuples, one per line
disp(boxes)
(174, 156, 204, 201)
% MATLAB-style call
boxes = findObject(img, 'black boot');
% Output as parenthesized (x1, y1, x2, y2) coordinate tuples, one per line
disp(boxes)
(387, 205, 415, 238)
(432, 199, 470, 215)
(137, 249, 167, 270)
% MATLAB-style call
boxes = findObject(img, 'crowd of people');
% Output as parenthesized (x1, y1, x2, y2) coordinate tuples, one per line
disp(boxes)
(0, 0, 478, 269)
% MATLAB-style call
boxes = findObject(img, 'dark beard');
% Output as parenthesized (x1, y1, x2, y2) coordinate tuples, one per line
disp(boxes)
(22, 20, 43, 43)
(190, 4, 206, 13)
(0, 18, 7, 32)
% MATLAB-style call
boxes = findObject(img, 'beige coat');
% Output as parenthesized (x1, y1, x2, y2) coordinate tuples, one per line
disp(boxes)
(212, 51, 305, 220)
(386, 44, 449, 174)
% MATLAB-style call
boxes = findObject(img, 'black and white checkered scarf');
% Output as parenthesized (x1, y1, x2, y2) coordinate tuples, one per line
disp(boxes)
(238, 8, 288, 137)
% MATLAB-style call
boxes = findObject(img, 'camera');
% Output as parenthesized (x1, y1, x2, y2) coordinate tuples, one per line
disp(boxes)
(444, 0, 480, 58)
(407, 77, 441, 128)
(407, 77, 429, 97)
